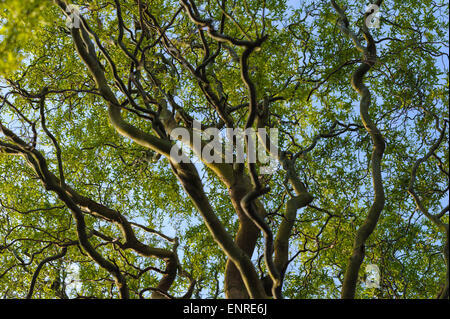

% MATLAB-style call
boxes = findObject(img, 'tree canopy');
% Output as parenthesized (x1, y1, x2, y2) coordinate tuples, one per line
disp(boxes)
(0, 0, 448, 299)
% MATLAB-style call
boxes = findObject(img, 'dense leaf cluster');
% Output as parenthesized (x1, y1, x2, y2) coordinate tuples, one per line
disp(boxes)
(0, 0, 448, 299)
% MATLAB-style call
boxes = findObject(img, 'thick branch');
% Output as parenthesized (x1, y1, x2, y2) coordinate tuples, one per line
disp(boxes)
(331, 1, 386, 299)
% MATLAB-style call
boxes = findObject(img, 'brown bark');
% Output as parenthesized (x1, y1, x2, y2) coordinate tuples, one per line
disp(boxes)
(331, 0, 386, 299)
(225, 174, 263, 298)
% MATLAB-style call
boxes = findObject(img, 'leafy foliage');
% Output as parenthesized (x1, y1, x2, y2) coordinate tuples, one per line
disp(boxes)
(0, 0, 448, 299)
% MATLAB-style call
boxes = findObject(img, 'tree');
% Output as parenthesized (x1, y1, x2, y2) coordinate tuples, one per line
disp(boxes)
(0, 0, 448, 299)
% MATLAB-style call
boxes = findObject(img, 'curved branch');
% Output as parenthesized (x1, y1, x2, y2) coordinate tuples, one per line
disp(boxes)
(331, 1, 386, 299)
(26, 247, 68, 299)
